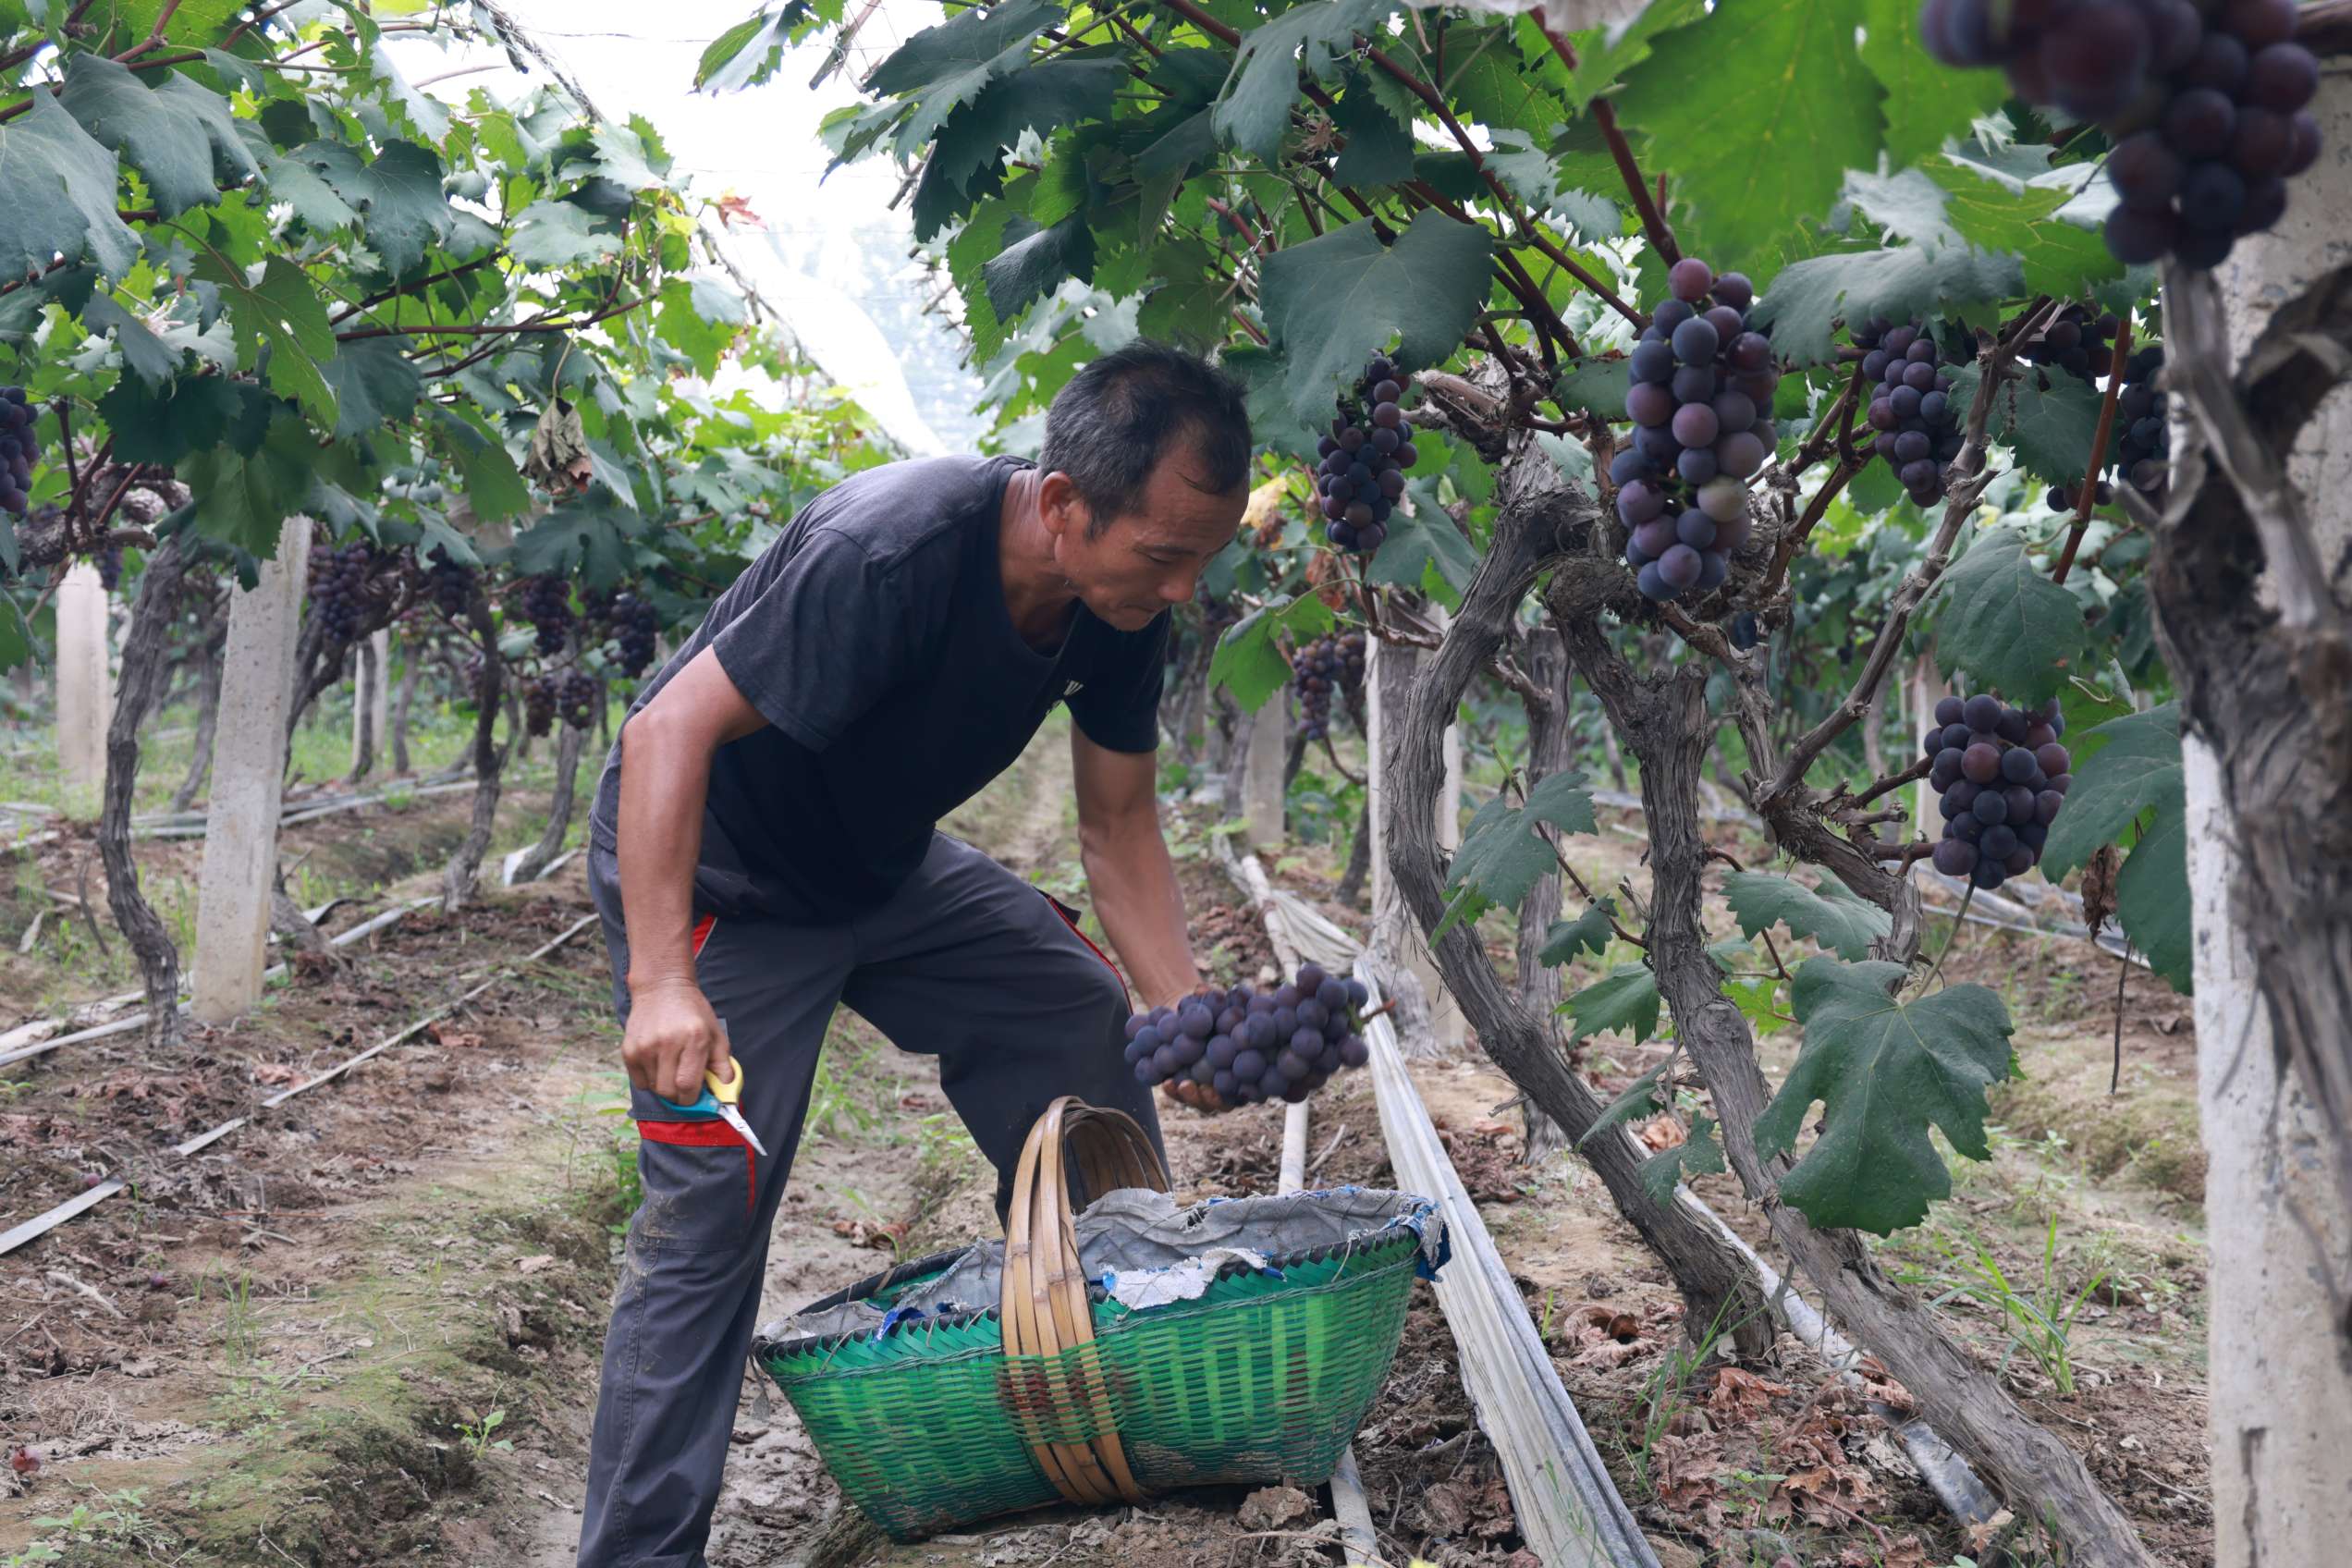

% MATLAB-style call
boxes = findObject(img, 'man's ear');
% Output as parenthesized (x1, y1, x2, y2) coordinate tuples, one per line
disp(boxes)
(1036, 470, 1090, 541)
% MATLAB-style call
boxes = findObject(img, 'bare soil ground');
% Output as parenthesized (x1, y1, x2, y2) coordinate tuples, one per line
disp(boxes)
(0, 724, 2210, 1568)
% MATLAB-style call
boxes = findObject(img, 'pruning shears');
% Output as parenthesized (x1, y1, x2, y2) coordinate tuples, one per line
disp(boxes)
(653, 1024, 768, 1158)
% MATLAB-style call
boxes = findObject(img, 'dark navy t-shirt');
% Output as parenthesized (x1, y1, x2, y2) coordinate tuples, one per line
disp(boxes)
(587, 455, 1167, 923)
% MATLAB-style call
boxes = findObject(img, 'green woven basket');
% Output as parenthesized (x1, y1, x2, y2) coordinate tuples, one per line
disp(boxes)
(752, 1100, 1432, 1541)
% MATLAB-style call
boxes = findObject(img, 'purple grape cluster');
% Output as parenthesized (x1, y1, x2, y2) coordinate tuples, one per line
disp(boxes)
(1854, 317, 1967, 507)
(0, 388, 35, 518)
(1925, 692, 2074, 892)
(556, 669, 600, 730)
(1292, 630, 1365, 742)
(1616, 257, 1775, 604)
(1920, 0, 2321, 268)
(522, 678, 556, 737)
(2023, 304, 2120, 385)
(606, 590, 658, 679)
(1315, 356, 1418, 555)
(307, 541, 388, 644)
(2113, 343, 2169, 494)
(1124, 962, 1373, 1106)
(425, 552, 475, 620)
(519, 573, 573, 655)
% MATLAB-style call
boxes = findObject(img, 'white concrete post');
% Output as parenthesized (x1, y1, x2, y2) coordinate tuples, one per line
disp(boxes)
(350, 629, 390, 773)
(1242, 689, 1286, 851)
(193, 516, 312, 1024)
(54, 561, 110, 817)
(2188, 74, 2352, 1568)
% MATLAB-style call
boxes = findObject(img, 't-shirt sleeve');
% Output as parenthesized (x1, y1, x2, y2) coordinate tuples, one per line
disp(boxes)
(1068, 613, 1170, 754)
(707, 530, 918, 751)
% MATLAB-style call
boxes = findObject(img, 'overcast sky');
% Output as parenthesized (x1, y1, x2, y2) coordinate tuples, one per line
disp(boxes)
(386, 1, 977, 454)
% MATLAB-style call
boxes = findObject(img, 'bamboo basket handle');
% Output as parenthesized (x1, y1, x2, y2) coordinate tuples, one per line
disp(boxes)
(999, 1096, 1169, 1507)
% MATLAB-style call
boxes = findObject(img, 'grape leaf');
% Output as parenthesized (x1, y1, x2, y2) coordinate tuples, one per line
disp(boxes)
(178, 404, 315, 556)
(2040, 703, 2190, 989)
(1433, 772, 1597, 941)
(508, 200, 620, 268)
(1722, 872, 1892, 961)
(1561, 963, 1661, 1047)
(1257, 213, 1494, 433)
(1614, 0, 1882, 274)
(927, 58, 1126, 218)
(947, 199, 1014, 361)
(1856, 0, 2006, 169)
(1748, 243, 2023, 366)
(1366, 486, 1479, 595)
(1577, 1055, 1673, 1148)
(1756, 958, 2016, 1233)
(320, 336, 423, 441)
(1134, 239, 1231, 352)
(1550, 0, 1706, 104)
(1943, 359, 2105, 489)
(192, 252, 337, 427)
(95, 372, 244, 464)
(80, 294, 178, 387)
(1923, 158, 2119, 300)
(1210, 592, 1333, 713)
(511, 484, 651, 588)
(695, 9, 791, 92)
(0, 92, 141, 281)
(1541, 900, 1616, 966)
(426, 405, 531, 523)
(1525, 771, 1597, 835)
(58, 54, 229, 218)
(864, 0, 1057, 147)
(1533, 430, 1595, 487)
(983, 214, 1094, 323)
(1330, 86, 1414, 188)
(1929, 527, 2085, 704)
(1551, 356, 1630, 421)
(1212, 0, 1389, 165)
(356, 141, 458, 276)
(263, 145, 361, 233)
(1639, 1115, 1726, 1206)
(1842, 166, 1956, 251)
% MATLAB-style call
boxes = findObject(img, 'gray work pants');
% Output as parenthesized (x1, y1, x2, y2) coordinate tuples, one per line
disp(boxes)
(573, 832, 1162, 1568)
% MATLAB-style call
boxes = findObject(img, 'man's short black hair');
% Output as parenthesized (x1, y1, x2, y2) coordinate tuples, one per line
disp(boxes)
(1038, 341, 1252, 535)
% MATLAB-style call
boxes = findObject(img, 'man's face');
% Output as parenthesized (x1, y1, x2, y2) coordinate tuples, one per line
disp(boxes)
(1040, 449, 1247, 632)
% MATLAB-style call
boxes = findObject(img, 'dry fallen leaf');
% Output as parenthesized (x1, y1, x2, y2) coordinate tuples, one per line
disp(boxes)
(516, 1255, 557, 1275)
(1709, 1366, 1793, 1421)
(1639, 1113, 1687, 1152)
(8, 1447, 38, 1476)
(1238, 1484, 1315, 1531)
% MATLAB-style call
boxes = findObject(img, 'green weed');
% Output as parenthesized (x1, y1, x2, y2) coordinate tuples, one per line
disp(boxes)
(1914, 1215, 2109, 1397)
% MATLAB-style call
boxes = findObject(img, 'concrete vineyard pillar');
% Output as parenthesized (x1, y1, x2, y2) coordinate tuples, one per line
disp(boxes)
(351, 629, 390, 775)
(1242, 688, 1285, 851)
(54, 560, 110, 816)
(2183, 76, 2352, 1568)
(1367, 631, 1464, 1051)
(193, 517, 312, 1024)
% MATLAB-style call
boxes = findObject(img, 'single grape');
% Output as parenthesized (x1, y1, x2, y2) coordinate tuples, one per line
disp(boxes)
(1657, 545, 1703, 590)
(1668, 256, 1714, 301)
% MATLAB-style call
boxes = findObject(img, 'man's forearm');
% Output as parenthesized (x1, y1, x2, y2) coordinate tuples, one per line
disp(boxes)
(616, 713, 714, 994)
(1081, 815, 1200, 1008)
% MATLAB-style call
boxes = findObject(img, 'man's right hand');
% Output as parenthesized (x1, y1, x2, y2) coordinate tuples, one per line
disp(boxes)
(623, 979, 732, 1105)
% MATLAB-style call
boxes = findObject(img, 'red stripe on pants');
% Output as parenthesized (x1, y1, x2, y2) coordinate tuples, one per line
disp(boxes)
(636, 1116, 755, 1214)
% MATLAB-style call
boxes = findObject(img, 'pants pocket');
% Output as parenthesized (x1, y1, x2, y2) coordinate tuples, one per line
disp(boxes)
(631, 1097, 758, 1253)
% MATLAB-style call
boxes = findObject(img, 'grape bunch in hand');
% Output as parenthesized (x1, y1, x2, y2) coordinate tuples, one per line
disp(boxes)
(1924, 693, 2073, 892)
(1128, 962, 1375, 1110)
(1616, 257, 1775, 605)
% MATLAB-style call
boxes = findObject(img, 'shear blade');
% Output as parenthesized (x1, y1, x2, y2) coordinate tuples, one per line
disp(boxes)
(719, 1105, 768, 1158)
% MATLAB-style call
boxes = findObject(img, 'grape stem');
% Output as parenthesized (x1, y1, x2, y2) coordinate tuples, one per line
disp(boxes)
(2052, 315, 2134, 586)
(1917, 882, 1978, 993)
(1536, 24, 1682, 270)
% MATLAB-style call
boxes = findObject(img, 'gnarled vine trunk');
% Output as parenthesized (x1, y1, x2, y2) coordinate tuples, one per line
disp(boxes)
(99, 535, 191, 1050)
(1383, 453, 1770, 1353)
(170, 599, 226, 814)
(1513, 628, 1573, 1161)
(504, 719, 585, 886)
(389, 643, 419, 776)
